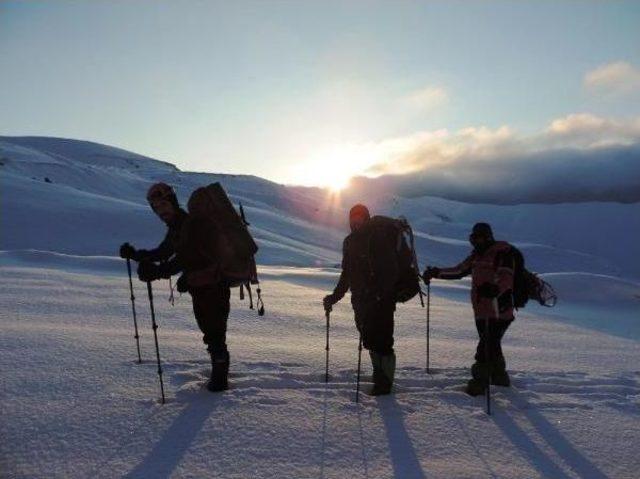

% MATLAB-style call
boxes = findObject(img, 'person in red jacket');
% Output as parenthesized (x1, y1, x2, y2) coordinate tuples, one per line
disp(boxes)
(423, 223, 515, 396)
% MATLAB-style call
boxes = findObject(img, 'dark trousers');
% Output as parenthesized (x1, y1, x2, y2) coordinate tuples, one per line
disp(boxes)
(353, 299, 395, 355)
(474, 319, 513, 369)
(190, 284, 231, 353)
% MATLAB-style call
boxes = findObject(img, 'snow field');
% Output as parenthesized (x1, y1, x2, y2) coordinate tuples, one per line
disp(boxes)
(1, 265, 638, 479)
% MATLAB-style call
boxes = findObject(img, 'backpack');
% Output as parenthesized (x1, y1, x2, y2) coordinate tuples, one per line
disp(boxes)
(364, 216, 423, 304)
(509, 246, 557, 309)
(187, 183, 264, 315)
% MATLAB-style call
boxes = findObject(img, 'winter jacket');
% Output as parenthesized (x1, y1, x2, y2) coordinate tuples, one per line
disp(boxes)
(331, 218, 399, 306)
(136, 208, 188, 278)
(436, 241, 515, 321)
(176, 215, 223, 289)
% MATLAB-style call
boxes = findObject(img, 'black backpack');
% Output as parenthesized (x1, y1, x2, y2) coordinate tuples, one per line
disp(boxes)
(364, 216, 423, 304)
(187, 183, 264, 315)
(509, 246, 557, 309)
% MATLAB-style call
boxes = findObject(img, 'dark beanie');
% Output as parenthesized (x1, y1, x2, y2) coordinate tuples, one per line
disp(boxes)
(472, 222, 494, 239)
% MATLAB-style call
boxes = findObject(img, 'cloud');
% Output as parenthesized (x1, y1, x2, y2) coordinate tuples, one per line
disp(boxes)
(403, 86, 449, 111)
(584, 61, 640, 95)
(348, 114, 640, 204)
(547, 113, 640, 147)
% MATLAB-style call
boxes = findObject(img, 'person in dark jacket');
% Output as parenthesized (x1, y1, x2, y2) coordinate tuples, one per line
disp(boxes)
(119, 182, 188, 281)
(323, 204, 398, 395)
(177, 191, 232, 392)
(423, 222, 515, 396)
(119, 182, 230, 391)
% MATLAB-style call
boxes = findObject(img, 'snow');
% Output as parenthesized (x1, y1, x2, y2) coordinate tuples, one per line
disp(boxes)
(1, 136, 639, 478)
(1, 264, 639, 478)
(2, 136, 639, 276)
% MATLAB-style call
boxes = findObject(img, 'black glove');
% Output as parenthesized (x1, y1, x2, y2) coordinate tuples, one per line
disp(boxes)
(119, 242, 137, 260)
(138, 261, 161, 282)
(478, 282, 500, 298)
(323, 294, 336, 312)
(422, 266, 440, 282)
(176, 274, 189, 293)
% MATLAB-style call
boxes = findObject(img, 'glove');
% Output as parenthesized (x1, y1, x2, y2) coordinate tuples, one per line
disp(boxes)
(176, 274, 189, 293)
(422, 266, 440, 282)
(477, 282, 500, 298)
(138, 261, 161, 282)
(119, 242, 137, 260)
(323, 294, 336, 312)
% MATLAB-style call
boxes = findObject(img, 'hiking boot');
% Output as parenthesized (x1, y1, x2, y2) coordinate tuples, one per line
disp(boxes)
(491, 368, 511, 387)
(471, 361, 489, 381)
(369, 351, 395, 396)
(465, 378, 487, 396)
(207, 350, 229, 392)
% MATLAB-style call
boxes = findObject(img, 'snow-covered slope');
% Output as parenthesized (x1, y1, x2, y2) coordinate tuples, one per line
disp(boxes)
(1, 137, 640, 478)
(1, 265, 639, 478)
(1, 135, 639, 278)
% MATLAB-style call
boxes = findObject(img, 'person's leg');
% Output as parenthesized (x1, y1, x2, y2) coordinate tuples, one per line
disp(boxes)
(471, 319, 488, 378)
(191, 284, 231, 391)
(489, 320, 513, 386)
(364, 300, 395, 395)
(467, 319, 491, 396)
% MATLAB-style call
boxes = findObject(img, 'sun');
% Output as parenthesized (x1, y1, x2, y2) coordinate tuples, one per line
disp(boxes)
(290, 142, 376, 191)
(326, 173, 351, 192)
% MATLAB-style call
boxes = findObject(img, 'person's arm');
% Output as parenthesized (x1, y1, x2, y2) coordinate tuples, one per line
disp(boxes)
(331, 238, 351, 301)
(324, 238, 350, 310)
(136, 234, 173, 263)
(157, 256, 183, 278)
(435, 254, 473, 280)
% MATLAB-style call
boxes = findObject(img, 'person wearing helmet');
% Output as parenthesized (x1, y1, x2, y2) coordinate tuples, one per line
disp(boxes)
(119, 182, 188, 282)
(422, 222, 515, 396)
(323, 204, 399, 396)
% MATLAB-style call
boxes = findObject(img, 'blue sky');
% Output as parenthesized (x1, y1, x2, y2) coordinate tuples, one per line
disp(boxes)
(1, 1, 639, 188)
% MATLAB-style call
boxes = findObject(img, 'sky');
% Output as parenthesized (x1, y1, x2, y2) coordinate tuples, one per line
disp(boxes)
(1, 1, 639, 191)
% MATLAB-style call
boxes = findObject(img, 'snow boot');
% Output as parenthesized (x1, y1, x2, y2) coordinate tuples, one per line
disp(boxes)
(471, 361, 489, 381)
(207, 349, 229, 392)
(465, 378, 487, 396)
(369, 351, 395, 396)
(491, 366, 511, 387)
(467, 362, 489, 396)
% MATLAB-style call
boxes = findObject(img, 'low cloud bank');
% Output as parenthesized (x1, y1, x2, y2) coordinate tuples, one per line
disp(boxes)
(349, 114, 640, 204)
(352, 142, 640, 204)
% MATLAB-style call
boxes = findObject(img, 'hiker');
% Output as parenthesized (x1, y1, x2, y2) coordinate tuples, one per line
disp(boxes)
(119, 182, 231, 391)
(119, 182, 188, 282)
(422, 222, 515, 396)
(322, 204, 401, 396)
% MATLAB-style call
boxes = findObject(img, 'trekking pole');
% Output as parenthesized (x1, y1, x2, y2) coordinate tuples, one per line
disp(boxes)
(355, 334, 363, 403)
(325, 309, 330, 383)
(486, 298, 500, 416)
(126, 258, 142, 363)
(426, 282, 431, 374)
(146, 281, 166, 404)
(485, 315, 491, 415)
